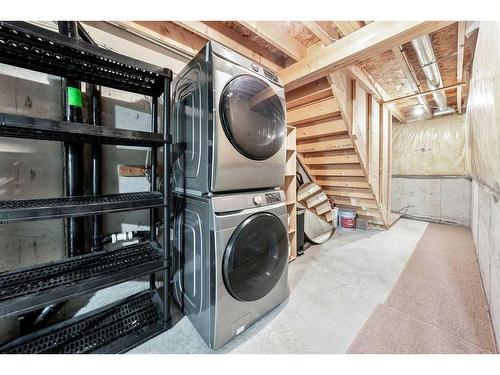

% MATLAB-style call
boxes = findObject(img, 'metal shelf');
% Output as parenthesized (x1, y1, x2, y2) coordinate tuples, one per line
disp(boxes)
(0, 21, 172, 97)
(0, 112, 168, 146)
(0, 20, 173, 352)
(0, 192, 164, 223)
(0, 290, 169, 354)
(0, 241, 164, 318)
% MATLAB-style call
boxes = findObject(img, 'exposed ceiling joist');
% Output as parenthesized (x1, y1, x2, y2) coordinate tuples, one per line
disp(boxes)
(391, 47, 419, 92)
(80, 21, 197, 75)
(172, 21, 284, 72)
(383, 82, 466, 105)
(278, 21, 453, 91)
(239, 21, 307, 61)
(333, 21, 364, 36)
(347, 65, 406, 123)
(302, 21, 337, 45)
(391, 46, 432, 117)
(113, 21, 203, 58)
(456, 21, 466, 114)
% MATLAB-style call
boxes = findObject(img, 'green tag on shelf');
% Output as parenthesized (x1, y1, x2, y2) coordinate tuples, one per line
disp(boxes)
(67, 86, 83, 108)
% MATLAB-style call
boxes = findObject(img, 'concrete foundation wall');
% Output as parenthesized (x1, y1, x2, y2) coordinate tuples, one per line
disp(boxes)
(471, 181, 500, 347)
(392, 177, 471, 226)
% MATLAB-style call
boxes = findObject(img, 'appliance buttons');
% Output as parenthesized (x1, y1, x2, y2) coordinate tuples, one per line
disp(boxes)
(251, 62, 259, 72)
(253, 195, 263, 205)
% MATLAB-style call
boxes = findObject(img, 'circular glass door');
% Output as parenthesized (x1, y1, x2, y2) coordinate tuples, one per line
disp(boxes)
(223, 213, 288, 301)
(220, 74, 286, 161)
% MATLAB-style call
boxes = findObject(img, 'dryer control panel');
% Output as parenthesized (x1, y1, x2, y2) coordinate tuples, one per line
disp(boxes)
(264, 192, 282, 204)
(212, 190, 285, 213)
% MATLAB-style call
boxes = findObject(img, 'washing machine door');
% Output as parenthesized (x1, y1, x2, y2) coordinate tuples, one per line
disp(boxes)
(220, 74, 286, 161)
(223, 212, 288, 302)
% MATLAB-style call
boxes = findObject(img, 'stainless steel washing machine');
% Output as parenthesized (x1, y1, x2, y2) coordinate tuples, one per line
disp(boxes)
(172, 41, 287, 195)
(173, 189, 289, 349)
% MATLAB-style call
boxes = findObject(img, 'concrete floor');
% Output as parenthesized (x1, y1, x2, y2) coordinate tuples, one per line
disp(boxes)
(80, 218, 429, 353)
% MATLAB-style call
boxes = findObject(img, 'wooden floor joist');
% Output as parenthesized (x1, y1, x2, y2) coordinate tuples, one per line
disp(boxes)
(279, 21, 453, 91)
(302, 21, 338, 45)
(239, 21, 307, 61)
(172, 21, 284, 72)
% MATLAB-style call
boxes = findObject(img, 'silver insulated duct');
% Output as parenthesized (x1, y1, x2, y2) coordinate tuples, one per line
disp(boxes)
(411, 35, 454, 116)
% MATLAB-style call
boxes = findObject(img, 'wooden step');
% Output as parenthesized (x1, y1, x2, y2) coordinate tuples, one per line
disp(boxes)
(304, 150, 359, 165)
(315, 201, 331, 215)
(297, 182, 321, 201)
(324, 187, 374, 199)
(333, 197, 378, 209)
(316, 176, 370, 189)
(295, 119, 347, 140)
(297, 135, 353, 153)
(287, 97, 340, 126)
(286, 78, 332, 109)
(305, 191, 328, 208)
(324, 211, 333, 222)
(310, 163, 364, 177)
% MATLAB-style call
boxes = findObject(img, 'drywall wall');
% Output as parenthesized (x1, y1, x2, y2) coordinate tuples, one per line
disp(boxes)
(471, 181, 500, 347)
(392, 177, 471, 226)
(466, 22, 500, 348)
(0, 22, 190, 343)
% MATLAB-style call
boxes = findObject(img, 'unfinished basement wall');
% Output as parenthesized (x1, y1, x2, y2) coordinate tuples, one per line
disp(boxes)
(391, 114, 471, 226)
(0, 22, 189, 342)
(466, 21, 500, 347)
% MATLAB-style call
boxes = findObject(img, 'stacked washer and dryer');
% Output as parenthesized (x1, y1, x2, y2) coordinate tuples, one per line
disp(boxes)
(171, 41, 289, 350)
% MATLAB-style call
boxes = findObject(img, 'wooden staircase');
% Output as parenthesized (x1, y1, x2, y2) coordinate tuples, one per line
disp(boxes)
(286, 73, 393, 226)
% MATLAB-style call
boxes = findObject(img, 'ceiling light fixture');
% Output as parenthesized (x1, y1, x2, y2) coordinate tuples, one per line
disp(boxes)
(413, 105, 425, 116)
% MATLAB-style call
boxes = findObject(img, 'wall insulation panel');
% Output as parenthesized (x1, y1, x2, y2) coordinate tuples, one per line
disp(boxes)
(465, 21, 500, 195)
(392, 115, 467, 176)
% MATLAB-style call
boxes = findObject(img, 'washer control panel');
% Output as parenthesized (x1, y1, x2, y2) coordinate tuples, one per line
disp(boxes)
(264, 192, 282, 204)
(253, 195, 263, 205)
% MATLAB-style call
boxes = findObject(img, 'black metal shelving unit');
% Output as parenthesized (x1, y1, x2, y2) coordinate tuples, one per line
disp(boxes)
(0, 112, 167, 146)
(0, 21, 172, 353)
(0, 290, 165, 354)
(0, 192, 164, 223)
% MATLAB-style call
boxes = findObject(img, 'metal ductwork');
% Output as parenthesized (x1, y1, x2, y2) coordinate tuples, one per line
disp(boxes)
(411, 35, 454, 116)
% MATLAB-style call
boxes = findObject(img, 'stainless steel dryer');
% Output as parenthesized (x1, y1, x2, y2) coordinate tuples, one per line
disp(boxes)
(173, 189, 289, 349)
(172, 41, 287, 195)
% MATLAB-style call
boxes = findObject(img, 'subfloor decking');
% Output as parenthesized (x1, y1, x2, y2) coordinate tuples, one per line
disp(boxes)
(348, 223, 496, 354)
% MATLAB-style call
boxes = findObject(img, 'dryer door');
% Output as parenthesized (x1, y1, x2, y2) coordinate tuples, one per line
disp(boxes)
(220, 74, 286, 161)
(223, 212, 288, 301)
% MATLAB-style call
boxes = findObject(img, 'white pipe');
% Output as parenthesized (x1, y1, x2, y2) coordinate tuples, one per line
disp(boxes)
(411, 35, 452, 114)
